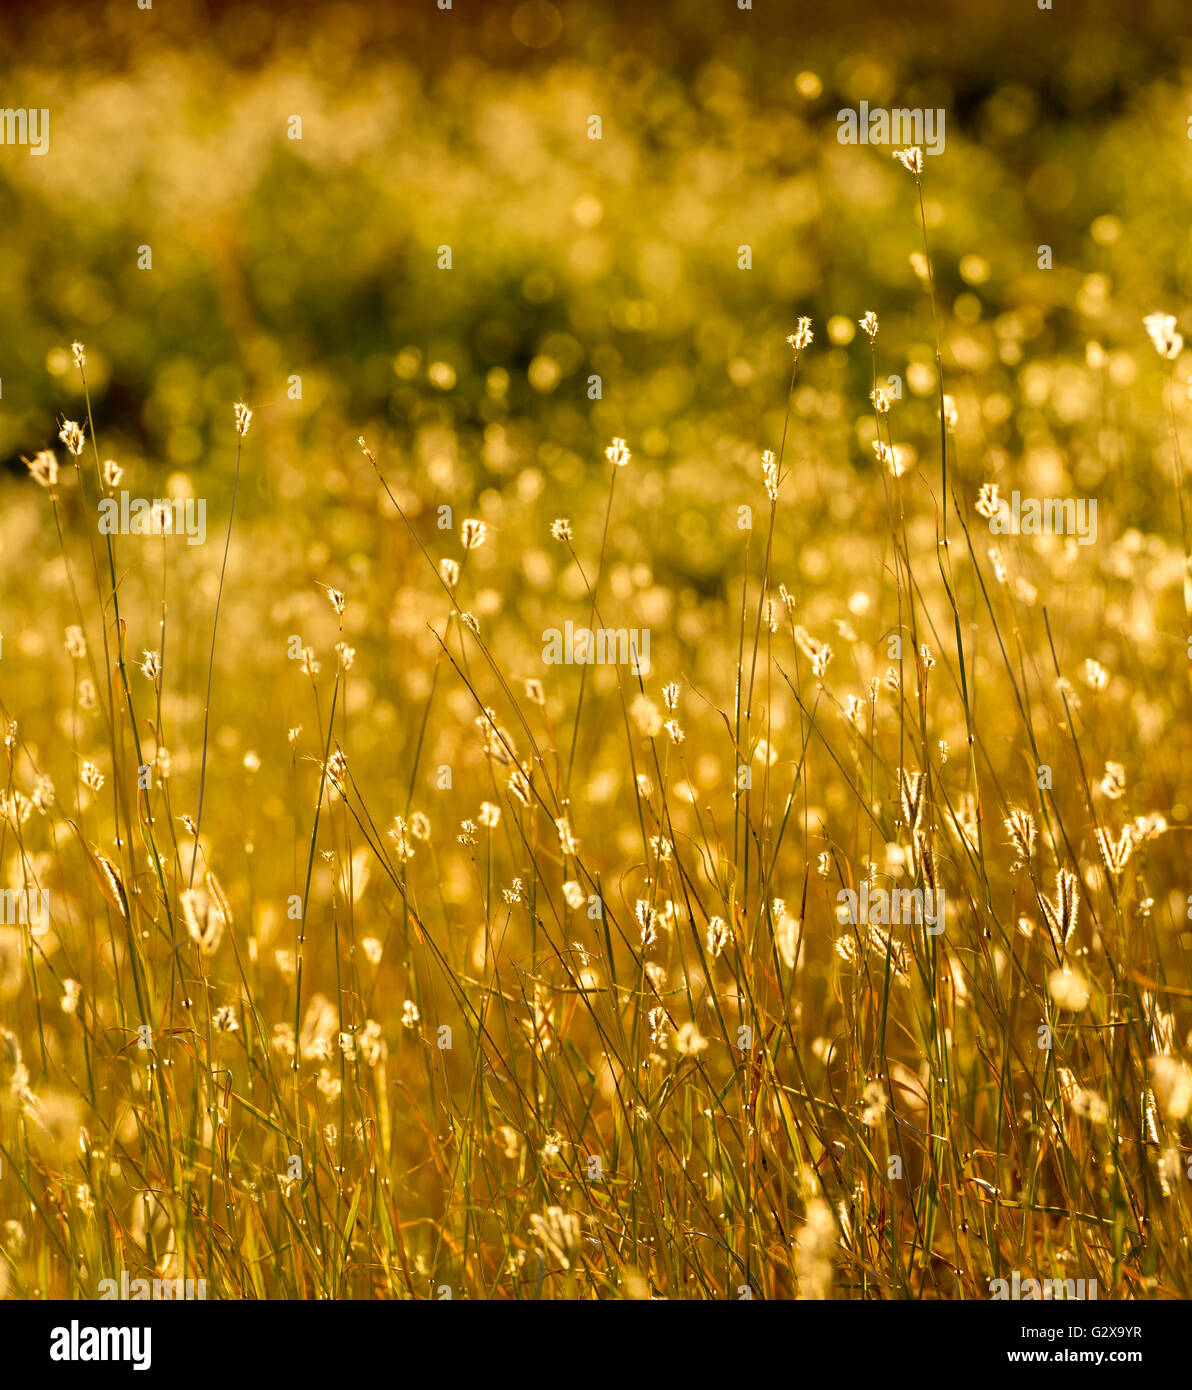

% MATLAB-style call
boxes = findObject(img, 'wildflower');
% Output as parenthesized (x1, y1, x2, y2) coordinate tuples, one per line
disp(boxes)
(809, 641, 832, 680)
(31, 775, 54, 813)
(787, 317, 814, 351)
(894, 146, 923, 175)
(562, 880, 585, 910)
(650, 835, 673, 862)
(636, 900, 659, 948)
(514, 761, 544, 813)
(461, 518, 487, 549)
(71, 341, 86, 367)
(410, 811, 431, 841)
(762, 448, 780, 499)
(80, 761, 104, 793)
(1096, 826, 1132, 878)
(440, 558, 460, 588)
(1142, 1090, 1161, 1143)
(61, 980, 81, 1015)
(388, 817, 415, 862)
(478, 801, 500, 829)
(675, 1021, 708, 1057)
(64, 626, 87, 660)
(706, 917, 729, 958)
(605, 437, 631, 468)
(870, 388, 890, 414)
(102, 459, 122, 488)
(401, 1000, 421, 1029)
(0, 786, 28, 826)
(1131, 812, 1167, 842)
(528, 1207, 580, 1269)
(1041, 868, 1080, 952)
(181, 878, 229, 955)
(1144, 313, 1183, 361)
(975, 482, 1001, 519)
(234, 402, 253, 436)
(1004, 808, 1036, 870)
(524, 677, 545, 705)
(1100, 761, 1126, 800)
(27, 451, 58, 488)
(324, 586, 346, 616)
(900, 769, 925, 831)
(59, 421, 86, 456)
(325, 750, 347, 790)
(550, 518, 572, 542)
(475, 708, 513, 765)
(1082, 659, 1109, 692)
(457, 820, 477, 847)
(140, 650, 161, 681)
(213, 1006, 239, 1033)
(859, 311, 878, 340)
(873, 440, 905, 477)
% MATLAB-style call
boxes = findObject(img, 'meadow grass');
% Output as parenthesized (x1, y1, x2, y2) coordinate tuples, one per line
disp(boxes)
(2, 116, 1192, 1302)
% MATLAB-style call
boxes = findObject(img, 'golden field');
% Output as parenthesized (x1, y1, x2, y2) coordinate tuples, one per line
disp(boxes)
(1, 0, 1191, 1300)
